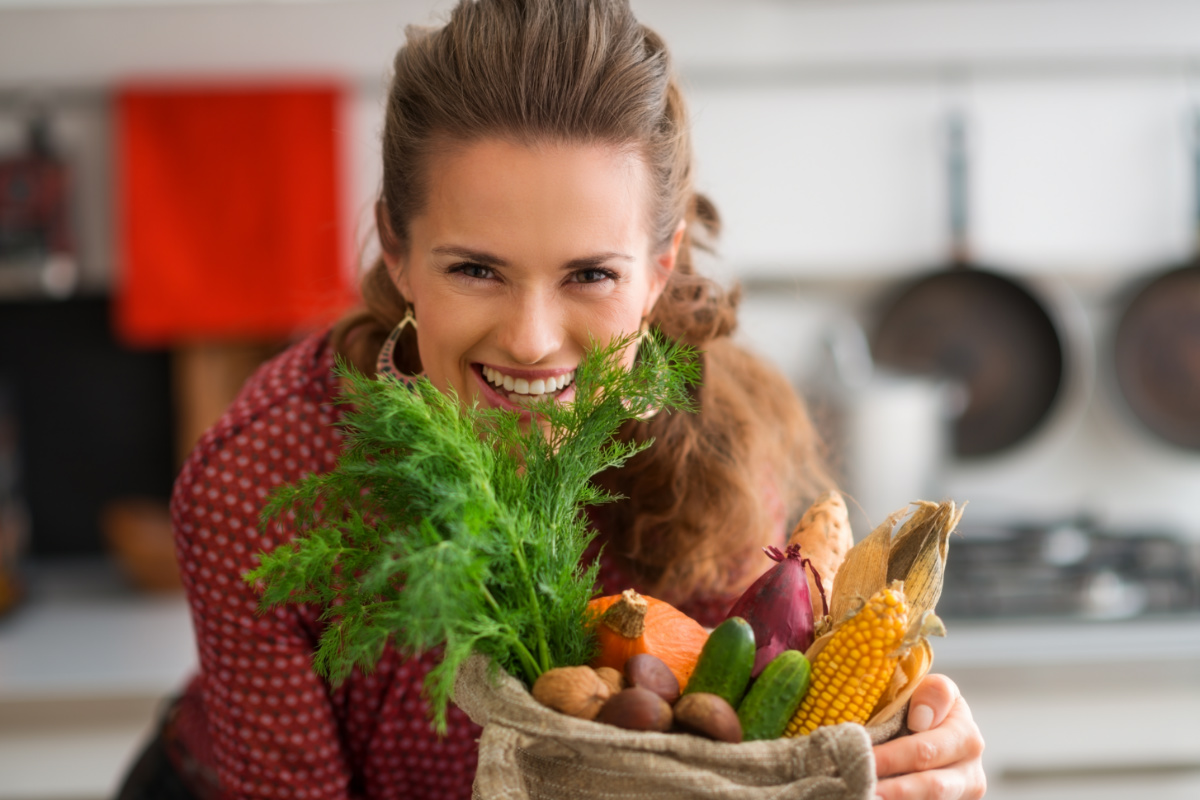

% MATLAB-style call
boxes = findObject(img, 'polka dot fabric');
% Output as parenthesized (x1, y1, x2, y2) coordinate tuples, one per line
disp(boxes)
(169, 329, 783, 799)
(171, 331, 480, 800)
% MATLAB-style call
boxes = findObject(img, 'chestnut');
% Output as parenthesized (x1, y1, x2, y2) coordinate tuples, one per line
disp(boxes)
(624, 653, 680, 705)
(596, 687, 673, 732)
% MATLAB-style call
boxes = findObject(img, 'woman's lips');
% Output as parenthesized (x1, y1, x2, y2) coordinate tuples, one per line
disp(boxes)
(472, 364, 576, 414)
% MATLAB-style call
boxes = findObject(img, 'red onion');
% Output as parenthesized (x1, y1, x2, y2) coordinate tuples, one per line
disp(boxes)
(725, 543, 826, 678)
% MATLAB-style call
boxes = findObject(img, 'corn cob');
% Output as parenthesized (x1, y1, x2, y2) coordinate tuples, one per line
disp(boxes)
(784, 581, 908, 737)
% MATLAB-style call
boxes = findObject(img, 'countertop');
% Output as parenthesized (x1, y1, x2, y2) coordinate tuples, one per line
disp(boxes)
(0, 559, 196, 701)
(5, 562, 1199, 699)
(0, 560, 196, 800)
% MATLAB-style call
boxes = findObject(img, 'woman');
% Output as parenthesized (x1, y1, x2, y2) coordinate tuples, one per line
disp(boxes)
(119, 1, 985, 798)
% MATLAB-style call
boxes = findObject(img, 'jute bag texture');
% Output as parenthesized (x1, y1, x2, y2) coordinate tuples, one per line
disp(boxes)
(453, 655, 907, 800)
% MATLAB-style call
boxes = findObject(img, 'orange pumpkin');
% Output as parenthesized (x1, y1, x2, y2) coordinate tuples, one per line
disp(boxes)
(588, 589, 709, 690)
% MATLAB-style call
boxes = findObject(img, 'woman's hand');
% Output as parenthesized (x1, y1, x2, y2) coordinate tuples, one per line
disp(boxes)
(872, 674, 987, 800)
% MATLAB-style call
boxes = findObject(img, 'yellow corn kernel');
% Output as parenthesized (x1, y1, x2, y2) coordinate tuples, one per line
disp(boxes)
(784, 583, 908, 737)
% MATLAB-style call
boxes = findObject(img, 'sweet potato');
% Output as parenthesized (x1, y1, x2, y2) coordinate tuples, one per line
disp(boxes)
(786, 490, 853, 622)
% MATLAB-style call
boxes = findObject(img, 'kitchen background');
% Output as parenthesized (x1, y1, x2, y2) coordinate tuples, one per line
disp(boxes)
(1, 0, 1199, 798)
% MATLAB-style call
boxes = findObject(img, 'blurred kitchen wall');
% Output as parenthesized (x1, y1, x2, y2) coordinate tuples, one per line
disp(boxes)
(2, 0, 1200, 552)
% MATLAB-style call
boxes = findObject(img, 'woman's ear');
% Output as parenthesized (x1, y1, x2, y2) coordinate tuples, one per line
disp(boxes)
(645, 219, 686, 315)
(376, 199, 411, 297)
(384, 250, 411, 299)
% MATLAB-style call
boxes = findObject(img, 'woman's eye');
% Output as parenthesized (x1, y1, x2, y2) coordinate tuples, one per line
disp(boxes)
(572, 268, 616, 285)
(452, 262, 495, 280)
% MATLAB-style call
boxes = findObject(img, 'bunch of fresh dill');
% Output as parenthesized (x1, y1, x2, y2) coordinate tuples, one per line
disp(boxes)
(245, 332, 699, 731)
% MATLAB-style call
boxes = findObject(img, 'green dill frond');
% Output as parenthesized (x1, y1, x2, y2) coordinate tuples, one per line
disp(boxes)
(245, 330, 698, 732)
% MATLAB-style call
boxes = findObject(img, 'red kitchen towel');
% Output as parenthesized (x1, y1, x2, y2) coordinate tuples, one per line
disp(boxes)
(115, 84, 355, 346)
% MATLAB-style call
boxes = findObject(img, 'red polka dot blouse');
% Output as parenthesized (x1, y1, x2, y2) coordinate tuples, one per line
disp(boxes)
(168, 330, 775, 800)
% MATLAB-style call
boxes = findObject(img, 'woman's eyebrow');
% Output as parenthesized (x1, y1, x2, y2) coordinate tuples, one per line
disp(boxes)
(563, 252, 634, 271)
(432, 245, 508, 266)
(432, 245, 633, 270)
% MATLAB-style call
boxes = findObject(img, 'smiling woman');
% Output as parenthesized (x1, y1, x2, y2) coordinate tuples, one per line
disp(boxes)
(115, 1, 986, 799)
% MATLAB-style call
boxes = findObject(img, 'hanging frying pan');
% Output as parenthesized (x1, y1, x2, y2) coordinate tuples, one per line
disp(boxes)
(870, 111, 1065, 458)
(1111, 111, 1200, 450)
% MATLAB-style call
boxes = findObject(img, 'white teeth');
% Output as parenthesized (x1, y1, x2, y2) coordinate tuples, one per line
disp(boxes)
(483, 366, 575, 397)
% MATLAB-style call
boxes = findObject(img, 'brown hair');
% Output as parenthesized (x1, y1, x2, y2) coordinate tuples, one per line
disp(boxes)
(334, 0, 833, 605)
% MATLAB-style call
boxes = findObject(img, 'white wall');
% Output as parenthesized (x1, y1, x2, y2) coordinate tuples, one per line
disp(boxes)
(688, 75, 1198, 279)
(8, 0, 1200, 85)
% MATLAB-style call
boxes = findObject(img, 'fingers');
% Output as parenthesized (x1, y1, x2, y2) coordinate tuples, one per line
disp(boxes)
(906, 673, 960, 732)
(874, 694, 983, 779)
(875, 769, 963, 800)
(874, 695, 987, 799)
(875, 760, 988, 800)
(871, 673, 987, 799)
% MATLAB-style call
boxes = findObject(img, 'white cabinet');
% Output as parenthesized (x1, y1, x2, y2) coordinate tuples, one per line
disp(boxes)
(965, 682, 1200, 800)
(935, 618, 1200, 800)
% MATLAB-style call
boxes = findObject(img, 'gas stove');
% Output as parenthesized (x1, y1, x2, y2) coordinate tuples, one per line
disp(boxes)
(938, 523, 1200, 621)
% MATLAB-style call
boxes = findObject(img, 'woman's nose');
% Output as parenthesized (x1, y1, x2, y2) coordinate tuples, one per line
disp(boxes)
(496, 292, 565, 365)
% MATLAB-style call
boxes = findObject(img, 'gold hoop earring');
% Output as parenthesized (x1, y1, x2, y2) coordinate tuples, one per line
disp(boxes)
(377, 307, 417, 379)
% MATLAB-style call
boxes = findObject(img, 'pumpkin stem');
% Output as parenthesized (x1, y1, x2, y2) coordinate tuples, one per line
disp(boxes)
(600, 588, 647, 639)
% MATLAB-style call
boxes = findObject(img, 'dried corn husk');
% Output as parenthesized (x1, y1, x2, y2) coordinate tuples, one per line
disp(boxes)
(891, 502, 962, 624)
(865, 634, 932, 728)
(826, 508, 901, 625)
(885, 502, 943, 582)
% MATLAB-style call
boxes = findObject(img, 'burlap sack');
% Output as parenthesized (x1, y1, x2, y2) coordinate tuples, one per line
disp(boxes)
(453, 655, 908, 800)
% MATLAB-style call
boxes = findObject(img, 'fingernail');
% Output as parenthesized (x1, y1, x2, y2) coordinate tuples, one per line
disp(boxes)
(909, 703, 934, 732)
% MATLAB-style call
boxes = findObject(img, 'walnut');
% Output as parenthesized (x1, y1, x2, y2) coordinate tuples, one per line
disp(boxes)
(593, 666, 626, 696)
(531, 666, 612, 720)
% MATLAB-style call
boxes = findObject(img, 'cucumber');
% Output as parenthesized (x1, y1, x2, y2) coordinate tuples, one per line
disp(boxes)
(682, 616, 756, 708)
(736, 650, 812, 741)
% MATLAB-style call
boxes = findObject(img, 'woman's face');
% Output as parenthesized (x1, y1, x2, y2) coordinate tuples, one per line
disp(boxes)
(387, 138, 682, 416)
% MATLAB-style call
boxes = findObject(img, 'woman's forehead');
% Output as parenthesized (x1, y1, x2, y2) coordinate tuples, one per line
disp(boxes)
(426, 137, 645, 200)
(416, 137, 653, 255)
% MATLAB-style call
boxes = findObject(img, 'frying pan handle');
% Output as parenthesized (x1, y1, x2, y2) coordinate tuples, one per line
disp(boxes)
(945, 109, 971, 266)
